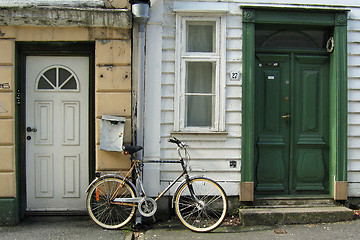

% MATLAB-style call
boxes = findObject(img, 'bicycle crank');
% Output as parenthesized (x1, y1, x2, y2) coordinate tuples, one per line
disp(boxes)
(138, 197, 157, 217)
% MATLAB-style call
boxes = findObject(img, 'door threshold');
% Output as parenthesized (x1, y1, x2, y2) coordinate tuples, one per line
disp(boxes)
(255, 195, 332, 200)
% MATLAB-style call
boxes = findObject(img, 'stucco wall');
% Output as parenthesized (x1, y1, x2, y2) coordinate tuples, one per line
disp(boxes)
(0, 33, 16, 198)
(0, 3, 132, 199)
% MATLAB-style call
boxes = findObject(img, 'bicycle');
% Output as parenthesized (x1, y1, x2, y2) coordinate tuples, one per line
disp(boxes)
(85, 137, 228, 232)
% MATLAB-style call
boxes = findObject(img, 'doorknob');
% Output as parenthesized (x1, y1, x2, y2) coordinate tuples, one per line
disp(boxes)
(26, 127, 37, 132)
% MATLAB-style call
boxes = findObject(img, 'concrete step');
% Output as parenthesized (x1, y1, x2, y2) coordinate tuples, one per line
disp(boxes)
(249, 199, 337, 207)
(239, 201, 354, 226)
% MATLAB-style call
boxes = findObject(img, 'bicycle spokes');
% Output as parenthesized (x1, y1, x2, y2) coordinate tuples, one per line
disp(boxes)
(86, 178, 136, 229)
(175, 177, 227, 232)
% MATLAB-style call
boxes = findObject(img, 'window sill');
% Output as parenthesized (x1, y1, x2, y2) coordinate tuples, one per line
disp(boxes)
(170, 131, 228, 142)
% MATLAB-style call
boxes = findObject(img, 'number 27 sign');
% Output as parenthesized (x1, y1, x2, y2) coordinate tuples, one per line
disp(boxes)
(230, 71, 240, 81)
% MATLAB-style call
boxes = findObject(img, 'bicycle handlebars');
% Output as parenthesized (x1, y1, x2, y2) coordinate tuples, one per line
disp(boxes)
(168, 137, 185, 147)
(168, 137, 181, 144)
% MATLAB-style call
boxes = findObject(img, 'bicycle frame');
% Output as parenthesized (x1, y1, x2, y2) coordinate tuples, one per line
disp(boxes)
(86, 137, 228, 232)
(110, 150, 199, 207)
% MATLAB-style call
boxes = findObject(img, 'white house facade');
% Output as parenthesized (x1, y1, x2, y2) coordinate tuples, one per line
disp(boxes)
(138, 0, 360, 204)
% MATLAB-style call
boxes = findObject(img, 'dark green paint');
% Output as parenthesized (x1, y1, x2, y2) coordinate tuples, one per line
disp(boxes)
(329, 22, 348, 196)
(241, 8, 348, 198)
(241, 18, 256, 183)
(255, 10, 335, 26)
(293, 54, 329, 193)
(0, 198, 18, 225)
(255, 53, 290, 193)
(255, 53, 329, 195)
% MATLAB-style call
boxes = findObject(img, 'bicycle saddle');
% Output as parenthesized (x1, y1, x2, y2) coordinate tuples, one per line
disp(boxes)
(123, 145, 143, 155)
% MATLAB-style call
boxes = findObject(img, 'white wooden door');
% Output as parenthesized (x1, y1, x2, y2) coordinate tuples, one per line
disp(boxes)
(26, 56, 89, 211)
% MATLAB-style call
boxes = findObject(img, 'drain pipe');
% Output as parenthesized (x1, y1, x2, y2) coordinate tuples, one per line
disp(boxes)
(132, 2, 150, 225)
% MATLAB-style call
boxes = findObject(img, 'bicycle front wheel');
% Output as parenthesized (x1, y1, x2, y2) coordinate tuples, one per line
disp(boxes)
(174, 177, 228, 232)
(86, 177, 136, 229)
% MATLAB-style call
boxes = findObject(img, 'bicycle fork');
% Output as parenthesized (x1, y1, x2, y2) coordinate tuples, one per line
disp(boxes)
(184, 175, 203, 209)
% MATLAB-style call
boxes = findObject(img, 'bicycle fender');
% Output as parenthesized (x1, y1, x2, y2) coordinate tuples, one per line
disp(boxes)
(171, 175, 204, 208)
(85, 174, 137, 195)
(85, 178, 100, 193)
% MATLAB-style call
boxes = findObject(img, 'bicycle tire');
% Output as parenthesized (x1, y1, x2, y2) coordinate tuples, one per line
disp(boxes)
(174, 177, 228, 232)
(86, 177, 136, 229)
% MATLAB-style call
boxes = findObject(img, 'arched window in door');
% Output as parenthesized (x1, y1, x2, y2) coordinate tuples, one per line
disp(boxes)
(36, 65, 79, 91)
(255, 29, 332, 49)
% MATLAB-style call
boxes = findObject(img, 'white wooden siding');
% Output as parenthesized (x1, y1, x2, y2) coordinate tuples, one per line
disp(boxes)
(159, 0, 243, 196)
(154, 0, 360, 197)
(348, 7, 360, 197)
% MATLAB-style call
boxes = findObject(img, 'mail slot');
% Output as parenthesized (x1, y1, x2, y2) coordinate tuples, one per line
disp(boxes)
(100, 115, 126, 152)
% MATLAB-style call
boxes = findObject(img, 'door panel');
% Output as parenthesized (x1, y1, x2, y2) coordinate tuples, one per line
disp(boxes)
(63, 154, 80, 198)
(62, 101, 80, 145)
(293, 55, 329, 192)
(256, 54, 290, 194)
(35, 101, 53, 145)
(255, 53, 329, 195)
(26, 56, 89, 211)
(35, 154, 53, 198)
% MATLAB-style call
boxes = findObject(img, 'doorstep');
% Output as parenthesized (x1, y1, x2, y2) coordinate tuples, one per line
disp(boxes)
(239, 199, 354, 226)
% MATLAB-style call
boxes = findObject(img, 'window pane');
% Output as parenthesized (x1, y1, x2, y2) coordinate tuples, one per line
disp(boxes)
(59, 68, 72, 86)
(186, 95, 213, 127)
(61, 77, 77, 90)
(186, 62, 214, 94)
(255, 29, 331, 49)
(38, 76, 54, 89)
(187, 23, 215, 52)
(43, 68, 56, 86)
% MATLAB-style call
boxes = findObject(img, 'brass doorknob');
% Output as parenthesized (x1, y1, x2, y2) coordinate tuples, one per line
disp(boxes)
(281, 114, 290, 119)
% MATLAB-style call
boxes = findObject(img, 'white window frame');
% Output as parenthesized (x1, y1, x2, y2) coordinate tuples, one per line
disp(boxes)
(174, 14, 226, 132)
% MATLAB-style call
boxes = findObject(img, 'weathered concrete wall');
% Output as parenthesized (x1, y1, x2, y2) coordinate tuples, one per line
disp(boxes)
(0, 0, 104, 7)
(0, 0, 131, 8)
(0, 6, 132, 28)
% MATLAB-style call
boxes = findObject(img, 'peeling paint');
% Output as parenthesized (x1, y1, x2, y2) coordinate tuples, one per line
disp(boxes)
(100, 39, 111, 44)
(0, 0, 104, 8)
(0, 6, 132, 28)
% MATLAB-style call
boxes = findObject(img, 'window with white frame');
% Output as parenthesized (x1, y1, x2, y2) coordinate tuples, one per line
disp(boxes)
(175, 15, 226, 132)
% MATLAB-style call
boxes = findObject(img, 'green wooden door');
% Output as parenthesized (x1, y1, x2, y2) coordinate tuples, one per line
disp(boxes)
(255, 53, 329, 195)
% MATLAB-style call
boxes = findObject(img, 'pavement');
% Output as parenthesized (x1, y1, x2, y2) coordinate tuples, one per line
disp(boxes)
(0, 216, 131, 240)
(138, 216, 360, 240)
(0, 215, 360, 240)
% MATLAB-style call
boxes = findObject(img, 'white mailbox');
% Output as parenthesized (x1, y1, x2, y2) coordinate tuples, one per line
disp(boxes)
(100, 115, 126, 152)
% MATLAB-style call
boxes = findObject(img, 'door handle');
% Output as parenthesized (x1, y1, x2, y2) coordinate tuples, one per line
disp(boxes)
(281, 114, 290, 124)
(26, 127, 37, 132)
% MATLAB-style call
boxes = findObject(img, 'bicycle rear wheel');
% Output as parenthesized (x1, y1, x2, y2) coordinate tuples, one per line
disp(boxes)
(174, 177, 228, 232)
(86, 177, 136, 229)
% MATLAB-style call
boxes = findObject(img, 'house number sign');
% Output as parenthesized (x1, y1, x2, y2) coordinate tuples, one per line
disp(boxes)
(0, 83, 10, 89)
(230, 71, 240, 81)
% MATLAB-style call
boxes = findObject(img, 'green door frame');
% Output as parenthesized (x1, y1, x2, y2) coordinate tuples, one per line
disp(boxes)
(240, 7, 348, 201)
